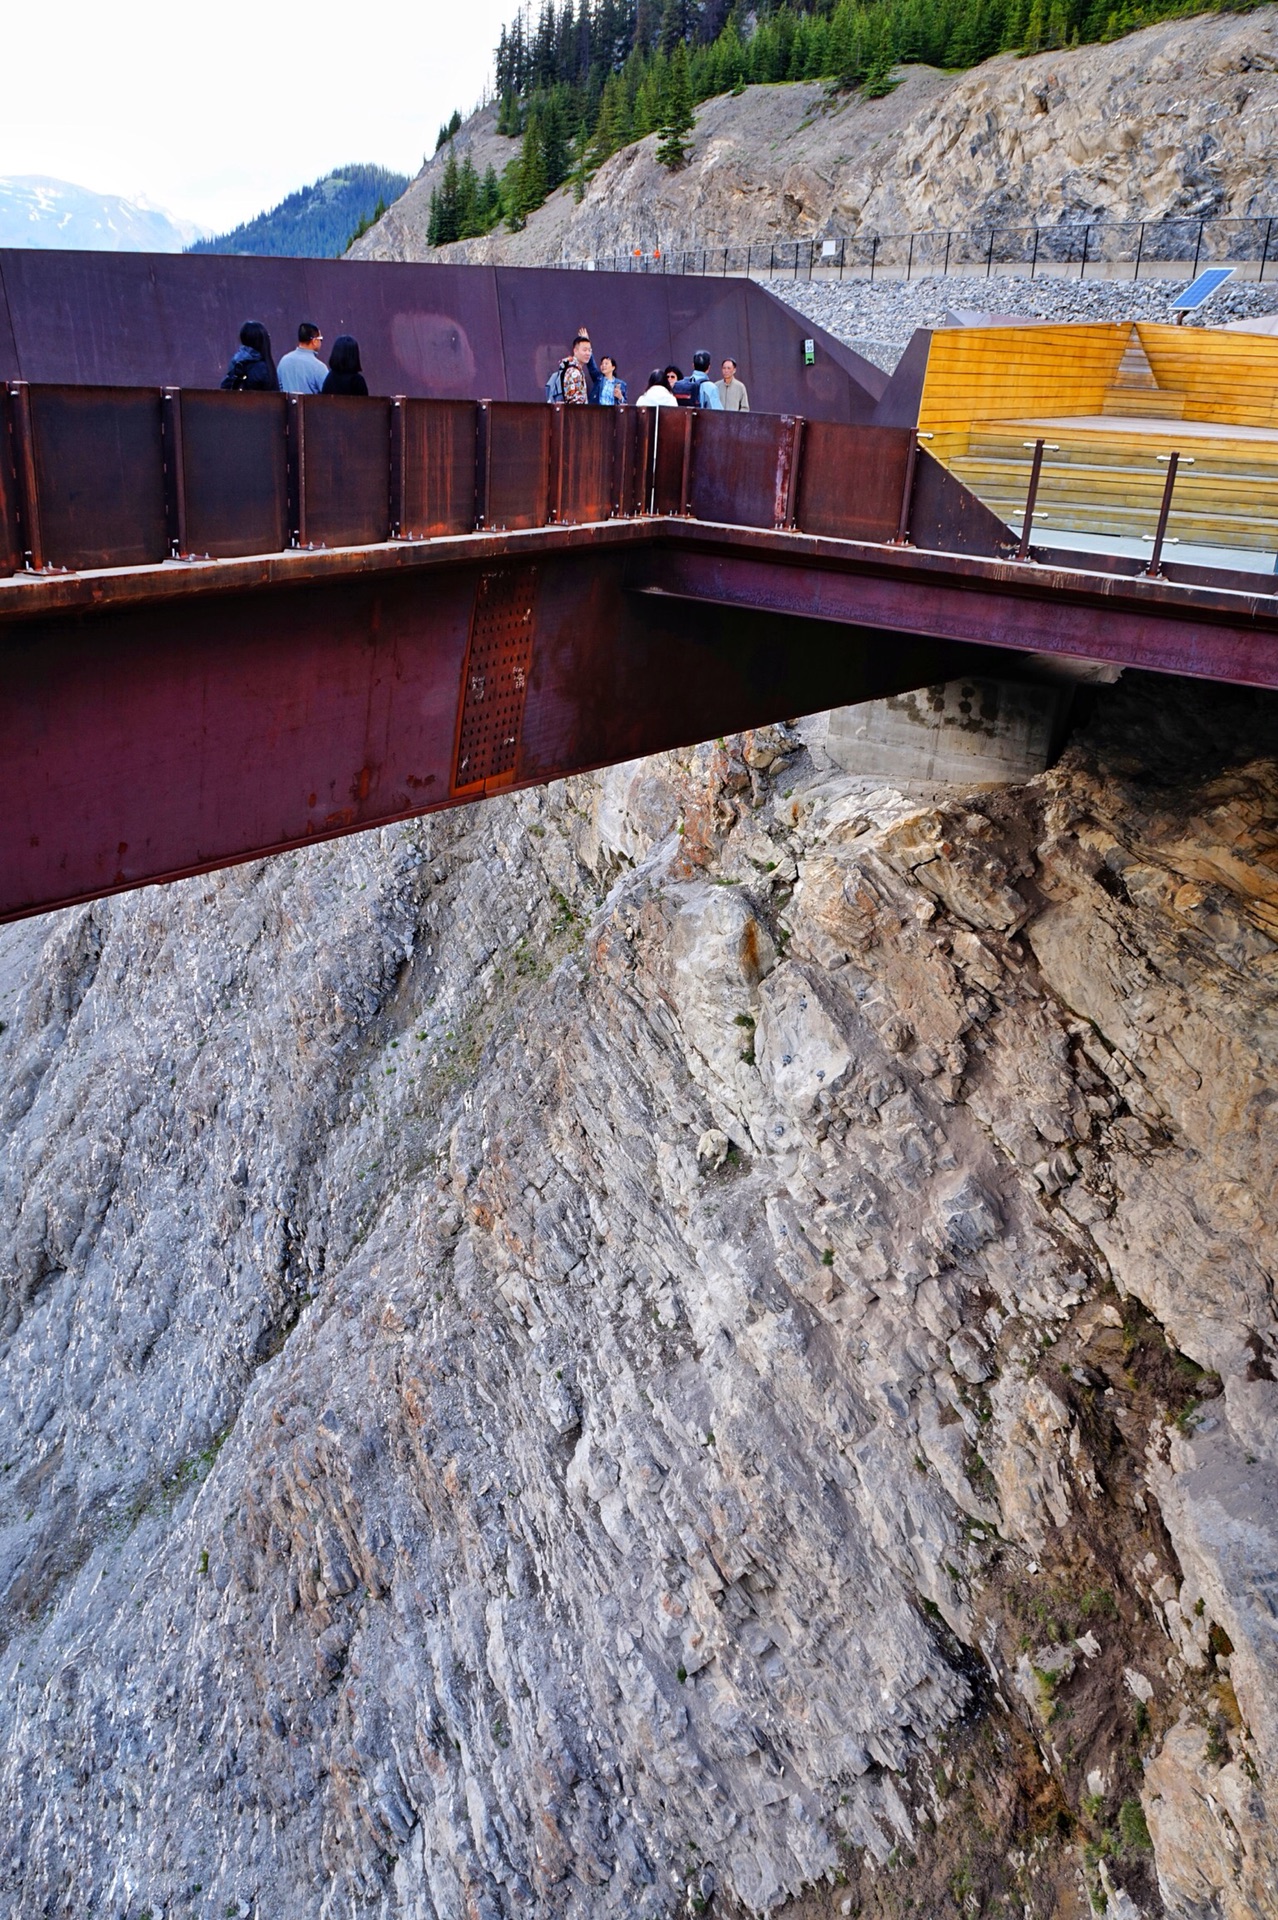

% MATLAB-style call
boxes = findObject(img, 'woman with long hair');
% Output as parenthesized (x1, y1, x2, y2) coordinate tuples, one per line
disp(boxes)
(220, 320, 278, 391)
(321, 336, 369, 397)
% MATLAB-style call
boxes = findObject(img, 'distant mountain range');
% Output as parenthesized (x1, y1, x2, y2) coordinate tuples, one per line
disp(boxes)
(188, 165, 410, 260)
(0, 176, 203, 252)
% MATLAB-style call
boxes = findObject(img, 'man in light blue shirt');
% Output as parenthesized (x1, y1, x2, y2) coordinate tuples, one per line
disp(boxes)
(277, 322, 328, 394)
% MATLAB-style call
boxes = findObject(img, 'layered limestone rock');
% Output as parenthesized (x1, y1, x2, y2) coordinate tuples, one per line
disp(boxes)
(0, 671, 1275, 1918)
(352, 9, 1278, 267)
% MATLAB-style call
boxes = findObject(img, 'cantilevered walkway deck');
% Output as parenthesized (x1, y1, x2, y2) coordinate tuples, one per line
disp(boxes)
(3, 380, 1276, 925)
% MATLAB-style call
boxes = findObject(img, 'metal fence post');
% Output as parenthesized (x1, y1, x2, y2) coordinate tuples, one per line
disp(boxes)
(1030, 227, 1040, 281)
(769, 242, 775, 277)
(1192, 220, 1204, 279)
(944, 230, 952, 276)
(906, 233, 914, 283)
(1133, 223, 1145, 283)
(839, 236, 845, 282)
(985, 229, 995, 278)
(1261, 217, 1273, 285)
(870, 235, 878, 284)
(1080, 225, 1090, 281)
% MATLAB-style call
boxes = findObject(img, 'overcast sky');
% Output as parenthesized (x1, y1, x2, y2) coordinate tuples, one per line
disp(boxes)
(3, 0, 514, 234)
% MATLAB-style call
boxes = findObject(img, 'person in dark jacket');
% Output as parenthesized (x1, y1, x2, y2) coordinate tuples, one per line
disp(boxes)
(220, 320, 278, 391)
(321, 336, 369, 396)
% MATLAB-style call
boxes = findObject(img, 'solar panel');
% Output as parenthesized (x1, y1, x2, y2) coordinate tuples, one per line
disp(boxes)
(1171, 267, 1234, 312)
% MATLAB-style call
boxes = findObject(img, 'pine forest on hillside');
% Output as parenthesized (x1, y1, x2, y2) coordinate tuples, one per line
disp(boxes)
(426, 0, 1259, 244)
(191, 165, 410, 260)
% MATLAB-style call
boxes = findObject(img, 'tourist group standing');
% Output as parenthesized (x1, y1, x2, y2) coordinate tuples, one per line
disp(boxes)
(549, 330, 749, 411)
(219, 318, 750, 411)
(220, 320, 367, 396)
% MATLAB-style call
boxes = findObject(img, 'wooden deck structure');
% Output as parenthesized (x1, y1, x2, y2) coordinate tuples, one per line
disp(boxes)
(919, 322, 1278, 560)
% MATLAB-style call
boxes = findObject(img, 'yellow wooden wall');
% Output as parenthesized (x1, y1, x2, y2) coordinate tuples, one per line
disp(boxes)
(917, 324, 1130, 460)
(1136, 324, 1278, 430)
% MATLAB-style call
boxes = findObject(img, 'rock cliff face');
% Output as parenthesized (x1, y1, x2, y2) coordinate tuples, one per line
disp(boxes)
(1, 670, 1276, 1919)
(352, 8, 1278, 267)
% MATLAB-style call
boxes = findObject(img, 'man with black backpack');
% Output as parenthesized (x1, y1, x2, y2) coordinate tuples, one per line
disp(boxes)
(673, 349, 723, 409)
(546, 329, 601, 404)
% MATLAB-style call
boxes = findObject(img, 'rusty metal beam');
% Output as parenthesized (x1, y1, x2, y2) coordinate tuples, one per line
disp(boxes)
(0, 544, 969, 923)
(626, 526, 1278, 691)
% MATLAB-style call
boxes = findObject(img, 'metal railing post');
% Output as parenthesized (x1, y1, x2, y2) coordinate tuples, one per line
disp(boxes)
(1016, 438, 1048, 561)
(162, 386, 187, 558)
(773, 415, 804, 529)
(893, 434, 921, 545)
(287, 394, 307, 547)
(678, 409, 696, 517)
(474, 399, 492, 530)
(1146, 451, 1181, 576)
(389, 396, 406, 538)
(548, 402, 566, 524)
(8, 381, 44, 572)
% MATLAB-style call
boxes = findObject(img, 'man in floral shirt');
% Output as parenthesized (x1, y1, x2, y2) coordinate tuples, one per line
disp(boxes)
(551, 330, 600, 404)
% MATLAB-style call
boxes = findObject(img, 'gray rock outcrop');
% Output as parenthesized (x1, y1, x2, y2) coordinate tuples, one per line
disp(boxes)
(1, 670, 1276, 1917)
(353, 9, 1278, 268)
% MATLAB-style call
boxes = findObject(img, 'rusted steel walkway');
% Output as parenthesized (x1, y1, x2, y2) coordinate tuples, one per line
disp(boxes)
(3, 384, 1277, 923)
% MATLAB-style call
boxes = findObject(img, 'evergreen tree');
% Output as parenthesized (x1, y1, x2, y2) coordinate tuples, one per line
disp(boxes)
(429, 142, 463, 245)
(591, 68, 633, 164)
(456, 155, 482, 236)
(542, 88, 572, 189)
(516, 108, 549, 218)
(659, 0, 689, 54)
(1023, 0, 1046, 49)
(1000, 0, 1026, 50)
(632, 57, 665, 135)
(656, 40, 696, 167)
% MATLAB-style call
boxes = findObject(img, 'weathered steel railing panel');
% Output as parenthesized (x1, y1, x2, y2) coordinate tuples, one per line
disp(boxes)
(296, 395, 393, 549)
(24, 383, 168, 570)
(793, 422, 912, 543)
(557, 406, 617, 525)
(399, 399, 479, 538)
(485, 403, 551, 530)
(651, 407, 692, 516)
(175, 390, 289, 559)
(688, 410, 790, 528)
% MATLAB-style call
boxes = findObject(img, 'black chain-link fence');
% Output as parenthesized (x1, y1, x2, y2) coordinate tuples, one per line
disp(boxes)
(564, 216, 1278, 282)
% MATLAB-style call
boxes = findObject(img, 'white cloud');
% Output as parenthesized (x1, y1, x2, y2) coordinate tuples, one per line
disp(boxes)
(5, 0, 512, 233)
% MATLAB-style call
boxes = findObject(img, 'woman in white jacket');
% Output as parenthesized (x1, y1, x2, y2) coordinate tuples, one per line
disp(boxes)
(635, 367, 677, 408)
